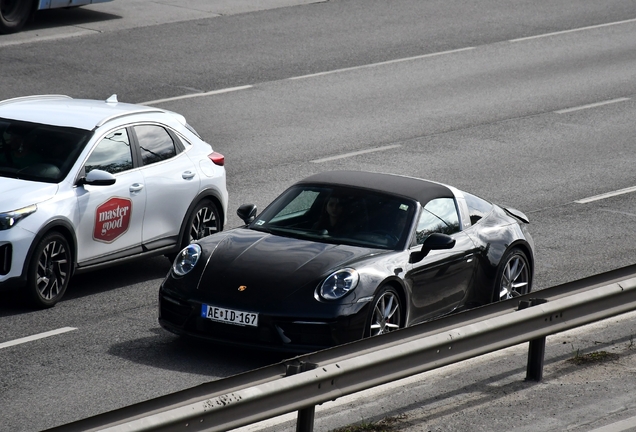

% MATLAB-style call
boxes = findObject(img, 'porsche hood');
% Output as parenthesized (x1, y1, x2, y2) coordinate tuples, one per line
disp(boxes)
(194, 228, 382, 307)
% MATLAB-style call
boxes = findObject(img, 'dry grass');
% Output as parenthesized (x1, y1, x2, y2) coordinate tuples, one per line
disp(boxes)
(568, 350, 620, 365)
(331, 414, 408, 432)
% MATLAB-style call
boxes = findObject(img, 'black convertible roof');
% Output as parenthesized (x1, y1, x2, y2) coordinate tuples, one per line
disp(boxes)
(298, 171, 454, 205)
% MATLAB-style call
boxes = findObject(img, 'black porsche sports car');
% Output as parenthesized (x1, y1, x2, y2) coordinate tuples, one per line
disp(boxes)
(159, 171, 534, 352)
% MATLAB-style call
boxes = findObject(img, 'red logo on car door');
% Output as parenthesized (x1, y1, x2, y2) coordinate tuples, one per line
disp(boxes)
(93, 197, 133, 243)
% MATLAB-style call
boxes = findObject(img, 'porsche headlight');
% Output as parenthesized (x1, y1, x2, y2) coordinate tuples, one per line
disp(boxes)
(319, 268, 359, 300)
(0, 205, 37, 230)
(173, 244, 202, 276)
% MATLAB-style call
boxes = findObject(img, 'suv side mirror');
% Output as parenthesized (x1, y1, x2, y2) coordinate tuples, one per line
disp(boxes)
(77, 169, 116, 186)
(237, 204, 257, 225)
(409, 232, 456, 263)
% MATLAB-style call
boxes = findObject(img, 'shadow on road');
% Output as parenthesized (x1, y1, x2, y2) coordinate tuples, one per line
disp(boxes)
(107, 327, 291, 378)
(0, 256, 171, 317)
(27, 7, 120, 32)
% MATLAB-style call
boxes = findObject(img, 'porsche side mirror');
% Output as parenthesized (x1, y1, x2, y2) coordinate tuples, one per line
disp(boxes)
(409, 232, 456, 263)
(237, 203, 257, 224)
(77, 169, 116, 186)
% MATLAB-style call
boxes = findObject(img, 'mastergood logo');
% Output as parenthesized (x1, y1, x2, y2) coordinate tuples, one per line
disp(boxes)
(94, 197, 132, 243)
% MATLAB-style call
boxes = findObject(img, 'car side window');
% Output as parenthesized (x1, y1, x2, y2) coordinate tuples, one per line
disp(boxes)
(415, 198, 460, 245)
(134, 125, 176, 166)
(464, 192, 494, 225)
(84, 128, 133, 175)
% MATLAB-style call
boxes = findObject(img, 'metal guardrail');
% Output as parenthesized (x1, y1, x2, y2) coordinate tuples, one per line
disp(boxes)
(47, 264, 636, 432)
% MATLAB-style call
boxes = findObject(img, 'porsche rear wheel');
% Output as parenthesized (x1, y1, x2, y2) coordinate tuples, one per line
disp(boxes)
(0, 0, 33, 34)
(495, 248, 531, 302)
(365, 286, 403, 337)
(26, 232, 72, 309)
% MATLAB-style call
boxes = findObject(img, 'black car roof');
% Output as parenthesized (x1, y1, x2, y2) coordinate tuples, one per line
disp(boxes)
(297, 171, 454, 205)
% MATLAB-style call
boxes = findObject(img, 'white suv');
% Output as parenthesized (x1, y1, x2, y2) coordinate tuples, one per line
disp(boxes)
(0, 94, 228, 308)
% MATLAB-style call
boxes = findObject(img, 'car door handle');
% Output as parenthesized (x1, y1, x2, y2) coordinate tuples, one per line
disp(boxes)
(182, 171, 196, 180)
(129, 183, 144, 193)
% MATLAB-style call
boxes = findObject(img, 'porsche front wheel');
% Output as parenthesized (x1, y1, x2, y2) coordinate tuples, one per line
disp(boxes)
(365, 286, 403, 337)
(26, 232, 72, 308)
(495, 248, 531, 302)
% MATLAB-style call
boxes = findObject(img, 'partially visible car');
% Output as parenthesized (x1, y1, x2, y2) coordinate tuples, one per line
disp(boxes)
(0, 94, 227, 308)
(0, 0, 113, 34)
(159, 170, 533, 353)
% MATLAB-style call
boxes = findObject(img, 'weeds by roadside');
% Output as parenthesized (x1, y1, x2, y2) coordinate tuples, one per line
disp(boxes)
(568, 349, 619, 365)
(330, 414, 408, 432)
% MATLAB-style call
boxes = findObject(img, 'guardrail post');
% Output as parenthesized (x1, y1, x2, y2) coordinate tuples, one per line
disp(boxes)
(286, 361, 318, 432)
(519, 298, 548, 381)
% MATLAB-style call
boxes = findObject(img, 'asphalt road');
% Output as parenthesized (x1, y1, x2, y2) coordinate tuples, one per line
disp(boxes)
(1, 1, 636, 431)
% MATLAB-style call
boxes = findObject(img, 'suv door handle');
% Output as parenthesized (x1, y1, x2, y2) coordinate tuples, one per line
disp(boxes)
(182, 171, 195, 180)
(130, 183, 144, 193)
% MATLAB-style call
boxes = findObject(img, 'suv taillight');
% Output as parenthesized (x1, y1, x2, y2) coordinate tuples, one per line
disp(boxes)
(208, 152, 225, 166)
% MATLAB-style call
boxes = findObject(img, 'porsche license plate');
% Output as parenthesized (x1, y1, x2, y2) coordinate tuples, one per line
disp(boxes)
(201, 304, 258, 327)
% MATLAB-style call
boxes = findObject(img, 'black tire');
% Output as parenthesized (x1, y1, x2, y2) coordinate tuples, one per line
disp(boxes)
(168, 199, 221, 262)
(494, 248, 531, 302)
(26, 232, 72, 309)
(0, 0, 33, 34)
(364, 286, 403, 338)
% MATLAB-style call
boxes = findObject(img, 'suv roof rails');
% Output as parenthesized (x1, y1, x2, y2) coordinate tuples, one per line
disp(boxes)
(0, 94, 72, 107)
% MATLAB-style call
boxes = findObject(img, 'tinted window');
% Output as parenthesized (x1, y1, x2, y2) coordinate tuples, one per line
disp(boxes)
(135, 125, 176, 165)
(0, 118, 91, 182)
(271, 190, 320, 221)
(85, 128, 133, 175)
(251, 185, 416, 250)
(464, 192, 493, 225)
(415, 198, 460, 244)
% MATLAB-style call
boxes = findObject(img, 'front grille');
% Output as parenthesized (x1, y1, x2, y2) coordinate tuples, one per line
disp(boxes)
(0, 243, 11, 276)
(276, 322, 333, 346)
(195, 318, 275, 343)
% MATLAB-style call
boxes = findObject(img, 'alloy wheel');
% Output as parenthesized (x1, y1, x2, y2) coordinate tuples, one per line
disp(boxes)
(369, 289, 402, 336)
(498, 252, 530, 301)
(36, 238, 70, 302)
(189, 202, 220, 242)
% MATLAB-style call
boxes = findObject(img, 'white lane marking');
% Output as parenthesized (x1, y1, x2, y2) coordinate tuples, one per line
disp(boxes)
(509, 17, 636, 42)
(555, 98, 631, 114)
(139, 18, 636, 105)
(290, 47, 476, 80)
(575, 186, 636, 204)
(310, 144, 402, 163)
(0, 327, 77, 350)
(141, 85, 253, 106)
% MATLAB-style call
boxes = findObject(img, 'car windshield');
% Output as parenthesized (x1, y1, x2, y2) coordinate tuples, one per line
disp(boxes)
(249, 184, 417, 250)
(0, 118, 93, 183)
